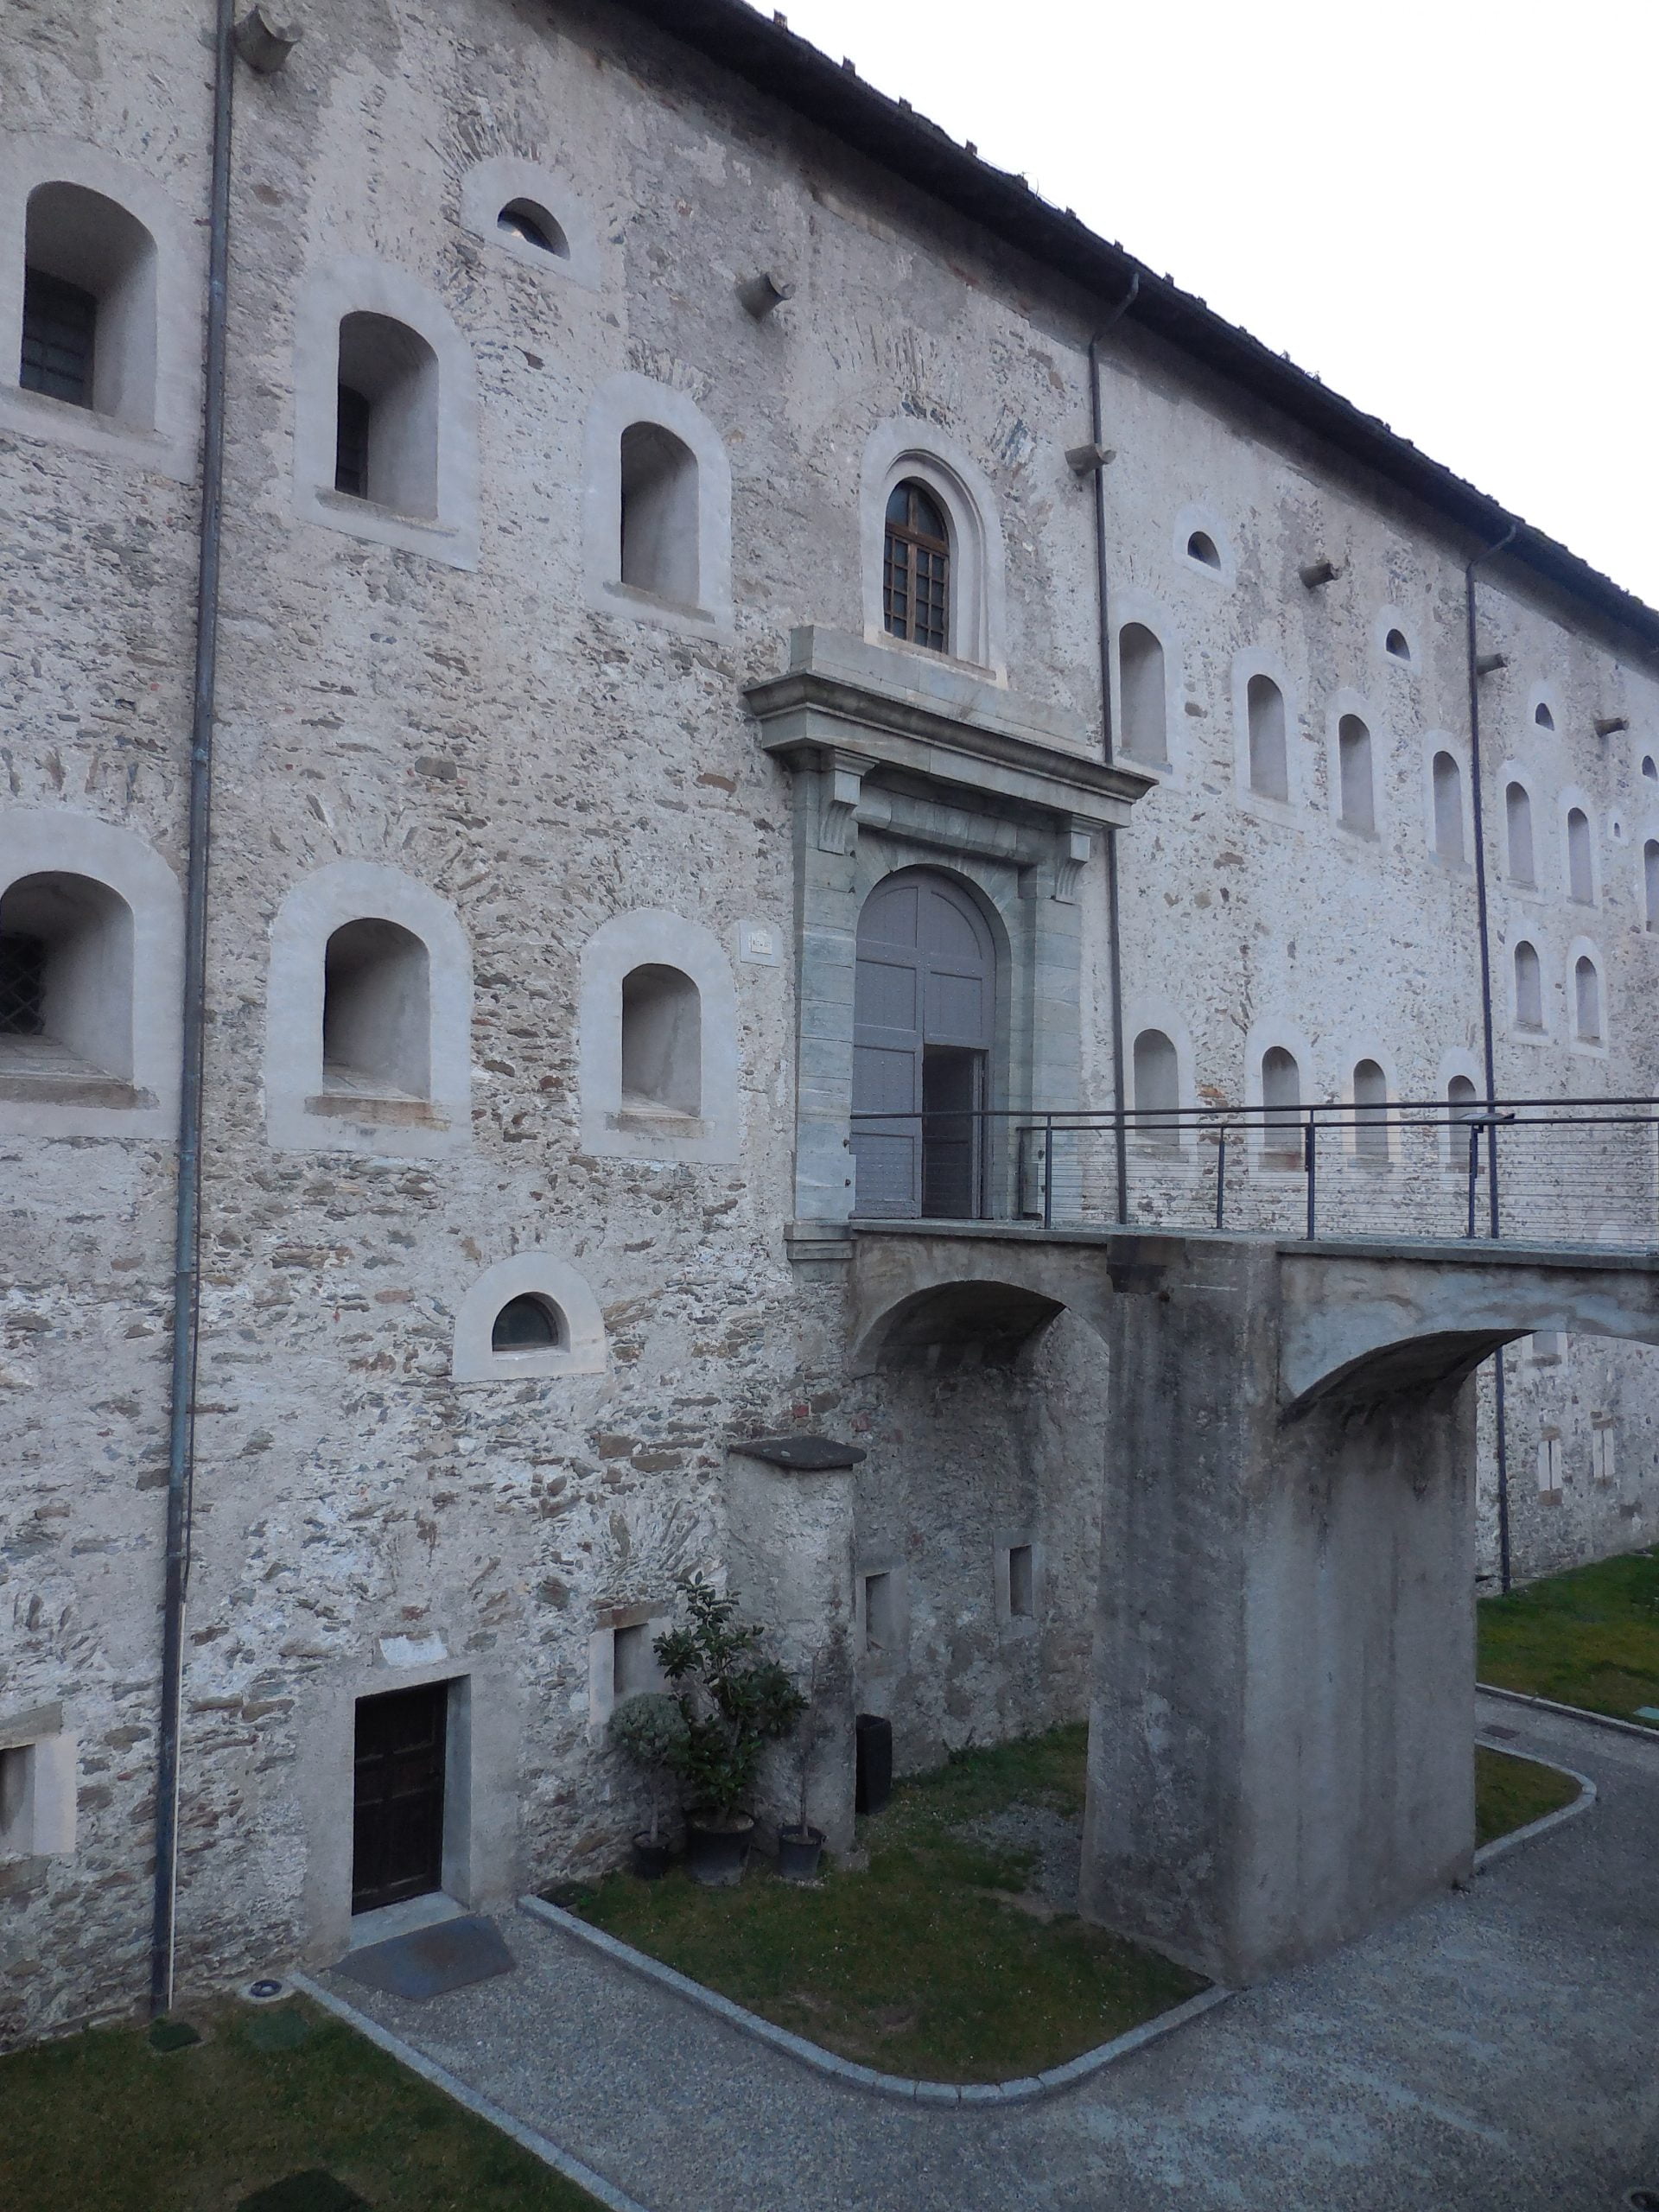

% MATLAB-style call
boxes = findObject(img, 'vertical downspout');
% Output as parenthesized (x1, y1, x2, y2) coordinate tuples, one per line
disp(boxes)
(151, 0, 236, 2018)
(1089, 274, 1140, 1225)
(1465, 521, 1518, 1593)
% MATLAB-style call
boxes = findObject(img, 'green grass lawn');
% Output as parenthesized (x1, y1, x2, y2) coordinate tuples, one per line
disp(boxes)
(0, 1996, 599, 2212)
(1475, 1745, 1580, 1846)
(1478, 1544, 1659, 1727)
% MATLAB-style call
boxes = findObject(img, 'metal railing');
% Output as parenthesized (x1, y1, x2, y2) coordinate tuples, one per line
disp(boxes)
(849, 1096, 1659, 1249)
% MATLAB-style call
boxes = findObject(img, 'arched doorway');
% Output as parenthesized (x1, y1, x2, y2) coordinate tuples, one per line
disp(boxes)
(851, 868, 995, 1219)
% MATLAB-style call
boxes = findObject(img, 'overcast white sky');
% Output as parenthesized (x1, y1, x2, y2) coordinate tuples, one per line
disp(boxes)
(761, 0, 1659, 608)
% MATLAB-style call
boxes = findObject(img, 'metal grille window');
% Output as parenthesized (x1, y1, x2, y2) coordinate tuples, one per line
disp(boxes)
(0, 934, 48, 1036)
(883, 481, 950, 652)
(19, 269, 97, 409)
(335, 384, 372, 499)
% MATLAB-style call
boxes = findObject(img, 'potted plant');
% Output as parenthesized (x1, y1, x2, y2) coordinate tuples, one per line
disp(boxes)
(607, 1690, 688, 1878)
(654, 1570, 806, 1885)
(777, 1629, 849, 1884)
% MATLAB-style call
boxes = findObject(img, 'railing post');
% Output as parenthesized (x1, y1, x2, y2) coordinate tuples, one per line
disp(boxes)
(1304, 1114, 1317, 1241)
(1042, 1113, 1054, 1230)
(1215, 1128, 1227, 1232)
(1466, 1122, 1478, 1239)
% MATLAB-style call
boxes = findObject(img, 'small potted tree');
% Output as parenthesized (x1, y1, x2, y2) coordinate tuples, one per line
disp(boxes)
(655, 1570, 805, 1885)
(777, 1628, 849, 1884)
(607, 1690, 688, 1879)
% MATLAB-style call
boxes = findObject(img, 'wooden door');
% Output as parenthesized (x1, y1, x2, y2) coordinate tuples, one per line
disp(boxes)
(852, 872, 995, 1219)
(352, 1681, 448, 1915)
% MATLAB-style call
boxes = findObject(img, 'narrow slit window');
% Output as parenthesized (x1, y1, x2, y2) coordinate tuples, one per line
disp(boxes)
(1514, 941, 1543, 1031)
(862, 1571, 894, 1655)
(1118, 624, 1166, 762)
(334, 384, 371, 499)
(1007, 1544, 1034, 1619)
(613, 1622, 655, 1700)
(1338, 715, 1374, 834)
(884, 480, 950, 652)
(1247, 675, 1288, 802)
(1446, 1072, 1479, 1170)
(1432, 751, 1465, 862)
(1505, 782, 1535, 885)
(1567, 807, 1594, 904)
(1352, 1058, 1389, 1161)
(1574, 955, 1602, 1043)
(620, 964, 701, 1116)
(1537, 1430, 1562, 1496)
(1645, 839, 1659, 931)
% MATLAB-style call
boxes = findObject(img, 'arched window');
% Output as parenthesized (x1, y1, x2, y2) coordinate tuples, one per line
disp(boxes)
(1384, 628, 1411, 663)
(1535, 702, 1555, 731)
(1352, 1058, 1389, 1161)
(496, 200, 569, 257)
(1131, 1028, 1179, 1147)
(334, 312, 439, 516)
(1643, 754, 1657, 783)
(321, 919, 430, 1102)
(1574, 955, 1602, 1043)
(1566, 807, 1594, 904)
(1247, 675, 1288, 802)
(1338, 715, 1374, 834)
(1514, 941, 1543, 1032)
(1186, 530, 1222, 569)
(0, 872, 133, 1090)
(1432, 751, 1465, 862)
(1505, 782, 1535, 885)
(1261, 1045, 1301, 1163)
(620, 964, 702, 1116)
(883, 480, 950, 652)
(1118, 625, 1166, 763)
(20, 182, 157, 425)
(1446, 1072, 1479, 1170)
(1645, 839, 1659, 931)
(491, 1293, 566, 1352)
(620, 423, 700, 605)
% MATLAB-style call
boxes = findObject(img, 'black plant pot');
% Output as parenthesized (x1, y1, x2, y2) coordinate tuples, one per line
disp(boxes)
(685, 1810, 754, 1886)
(777, 1825, 825, 1883)
(631, 1832, 672, 1880)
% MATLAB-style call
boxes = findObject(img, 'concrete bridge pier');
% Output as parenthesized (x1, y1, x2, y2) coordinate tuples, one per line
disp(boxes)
(1079, 1239, 1476, 1986)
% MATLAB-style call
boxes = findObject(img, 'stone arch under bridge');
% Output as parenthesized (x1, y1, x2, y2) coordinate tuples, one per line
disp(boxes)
(846, 1223, 1659, 1986)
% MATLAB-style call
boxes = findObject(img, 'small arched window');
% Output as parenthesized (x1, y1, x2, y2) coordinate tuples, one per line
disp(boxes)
(620, 964, 702, 1116)
(1574, 955, 1602, 1043)
(1644, 839, 1659, 931)
(491, 1293, 566, 1352)
(0, 872, 134, 1089)
(321, 918, 430, 1102)
(1338, 715, 1374, 834)
(1505, 782, 1535, 885)
(334, 312, 440, 516)
(1384, 628, 1411, 663)
(496, 200, 569, 257)
(1643, 754, 1657, 783)
(1118, 625, 1167, 763)
(1535, 702, 1555, 731)
(619, 423, 701, 606)
(1261, 1045, 1301, 1162)
(1186, 531, 1222, 569)
(1432, 751, 1465, 862)
(1247, 675, 1288, 802)
(883, 480, 950, 652)
(1514, 941, 1543, 1032)
(1131, 1028, 1179, 1147)
(1446, 1073, 1481, 1171)
(1566, 807, 1594, 904)
(1352, 1058, 1389, 1161)
(20, 182, 158, 425)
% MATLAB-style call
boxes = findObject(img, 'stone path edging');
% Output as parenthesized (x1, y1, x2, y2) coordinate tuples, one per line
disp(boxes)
(1477, 1681, 1659, 1744)
(517, 1892, 1233, 2107)
(1472, 1735, 1597, 1870)
(291, 1970, 654, 2212)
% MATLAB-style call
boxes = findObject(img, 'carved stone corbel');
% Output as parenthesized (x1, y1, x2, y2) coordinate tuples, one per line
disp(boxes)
(1052, 818, 1093, 902)
(819, 748, 875, 855)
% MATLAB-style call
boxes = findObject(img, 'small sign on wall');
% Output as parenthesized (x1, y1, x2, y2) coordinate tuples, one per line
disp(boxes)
(738, 919, 781, 967)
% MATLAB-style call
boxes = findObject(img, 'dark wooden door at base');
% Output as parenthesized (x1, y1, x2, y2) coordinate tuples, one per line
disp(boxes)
(352, 1681, 448, 1915)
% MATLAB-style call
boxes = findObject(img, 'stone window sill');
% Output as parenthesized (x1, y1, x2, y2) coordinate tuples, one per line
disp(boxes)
(613, 1103, 711, 1139)
(305, 1090, 448, 1128)
(602, 578, 716, 626)
(313, 486, 457, 539)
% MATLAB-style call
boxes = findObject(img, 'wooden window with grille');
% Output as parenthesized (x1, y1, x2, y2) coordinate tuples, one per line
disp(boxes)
(20, 269, 97, 409)
(883, 481, 950, 652)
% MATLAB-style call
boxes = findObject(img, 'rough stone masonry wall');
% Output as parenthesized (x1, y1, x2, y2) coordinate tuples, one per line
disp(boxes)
(3, 0, 1658, 2048)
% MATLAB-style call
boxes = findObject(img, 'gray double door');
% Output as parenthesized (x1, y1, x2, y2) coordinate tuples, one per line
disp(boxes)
(851, 869, 995, 1219)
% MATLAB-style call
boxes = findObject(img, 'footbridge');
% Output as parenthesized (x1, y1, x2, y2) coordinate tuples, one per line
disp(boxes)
(848, 1221, 1659, 1985)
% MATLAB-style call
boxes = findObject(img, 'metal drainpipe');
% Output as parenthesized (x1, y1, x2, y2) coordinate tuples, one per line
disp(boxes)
(1088, 274, 1140, 1225)
(1465, 521, 1518, 1593)
(150, 0, 237, 2019)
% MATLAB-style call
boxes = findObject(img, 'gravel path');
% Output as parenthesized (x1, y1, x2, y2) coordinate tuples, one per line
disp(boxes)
(317, 1692, 1659, 2212)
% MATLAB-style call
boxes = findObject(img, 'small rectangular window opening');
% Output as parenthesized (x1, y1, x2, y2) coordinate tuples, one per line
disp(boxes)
(613, 1622, 655, 1700)
(1537, 1431, 1563, 1497)
(0, 1744, 32, 1853)
(1592, 1421, 1616, 1485)
(1007, 1544, 1034, 1620)
(19, 269, 97, 409)
(862, 1571, 893, 1656)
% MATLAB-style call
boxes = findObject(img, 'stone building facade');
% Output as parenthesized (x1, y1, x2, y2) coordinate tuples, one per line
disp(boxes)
(2, 0, 1656, 2044)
